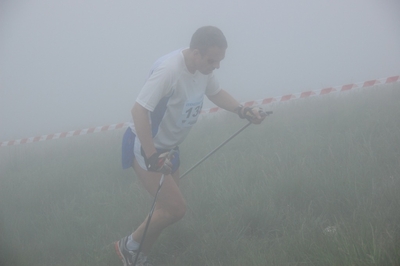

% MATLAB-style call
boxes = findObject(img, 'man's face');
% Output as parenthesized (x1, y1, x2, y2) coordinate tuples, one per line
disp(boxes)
(195, 46, 226, 75)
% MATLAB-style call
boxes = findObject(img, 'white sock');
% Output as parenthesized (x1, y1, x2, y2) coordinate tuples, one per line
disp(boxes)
(126, 234, 140, 251)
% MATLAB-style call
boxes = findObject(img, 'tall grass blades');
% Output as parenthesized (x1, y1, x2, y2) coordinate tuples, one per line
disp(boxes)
(1, 83, 399, 265)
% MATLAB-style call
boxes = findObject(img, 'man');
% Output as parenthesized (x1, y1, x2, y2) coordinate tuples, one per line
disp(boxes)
(115, 26, 265, 266)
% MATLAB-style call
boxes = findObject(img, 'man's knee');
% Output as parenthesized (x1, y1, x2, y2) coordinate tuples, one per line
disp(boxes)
(170, 200, 187, 223)
(162, 200, 186, 224)
(173, 201, 186, 221)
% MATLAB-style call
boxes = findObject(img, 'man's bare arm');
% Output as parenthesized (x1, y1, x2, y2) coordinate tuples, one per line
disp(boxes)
(207, 89, 241, 112)
(131, 102, 157, 158)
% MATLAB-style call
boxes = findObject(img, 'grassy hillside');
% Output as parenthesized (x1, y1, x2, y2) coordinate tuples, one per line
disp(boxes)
(1, 83, 399, 266)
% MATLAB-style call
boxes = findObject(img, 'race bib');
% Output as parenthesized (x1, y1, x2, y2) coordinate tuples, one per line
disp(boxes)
(177, 98, 203, 128)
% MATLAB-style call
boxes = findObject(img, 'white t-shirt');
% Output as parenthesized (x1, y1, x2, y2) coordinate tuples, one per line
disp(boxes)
(131, 48, 221, 149)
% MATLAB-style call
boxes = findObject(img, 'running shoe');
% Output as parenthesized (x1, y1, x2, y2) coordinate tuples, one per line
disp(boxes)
(114, 236, 152, 266)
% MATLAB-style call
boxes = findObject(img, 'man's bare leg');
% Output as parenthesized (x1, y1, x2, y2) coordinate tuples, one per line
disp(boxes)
(131, 158, 185, 254)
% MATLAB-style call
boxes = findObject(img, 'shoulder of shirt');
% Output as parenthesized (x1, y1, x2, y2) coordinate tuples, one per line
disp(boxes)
(150, 48, 186, 75)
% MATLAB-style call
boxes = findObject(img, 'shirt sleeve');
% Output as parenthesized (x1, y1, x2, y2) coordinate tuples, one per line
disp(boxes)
(136, 65, 174, 112)
(205, 73, 221, 96)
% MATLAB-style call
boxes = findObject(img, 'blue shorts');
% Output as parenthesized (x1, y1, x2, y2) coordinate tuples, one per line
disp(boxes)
(121, 127, 180, 174)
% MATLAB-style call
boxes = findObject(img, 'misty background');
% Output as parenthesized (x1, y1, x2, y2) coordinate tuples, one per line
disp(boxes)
(1, 0, 399, 141)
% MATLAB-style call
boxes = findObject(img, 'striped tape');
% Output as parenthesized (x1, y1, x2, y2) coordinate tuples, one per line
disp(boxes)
(200, 75, 399, 114)
(1, 75, 399, 147)
(1, 122, 131, 147)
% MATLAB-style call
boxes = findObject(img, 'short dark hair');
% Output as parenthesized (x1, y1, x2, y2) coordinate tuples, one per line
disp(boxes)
(190, 26, 227, 54)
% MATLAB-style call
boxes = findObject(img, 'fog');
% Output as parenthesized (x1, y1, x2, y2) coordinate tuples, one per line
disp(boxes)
(1, 0, 399, 141)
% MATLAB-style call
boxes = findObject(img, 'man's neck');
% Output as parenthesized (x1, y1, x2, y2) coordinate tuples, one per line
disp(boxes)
(182, 48, 196, 74)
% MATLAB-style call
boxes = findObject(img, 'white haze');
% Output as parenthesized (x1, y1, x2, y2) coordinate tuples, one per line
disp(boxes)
(1, 0, 399, 141)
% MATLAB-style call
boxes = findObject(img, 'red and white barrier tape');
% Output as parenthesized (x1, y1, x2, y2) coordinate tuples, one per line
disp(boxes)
(1, 75, 399, 147)
(200, 75, 399, 114)
(0, 122, 131, 147)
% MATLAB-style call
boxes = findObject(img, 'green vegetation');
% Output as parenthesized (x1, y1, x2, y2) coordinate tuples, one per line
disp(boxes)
(1, 84, 399, 266)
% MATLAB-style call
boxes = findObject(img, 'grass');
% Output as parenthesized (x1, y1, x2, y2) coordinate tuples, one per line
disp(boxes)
(1, 83, 400, 265)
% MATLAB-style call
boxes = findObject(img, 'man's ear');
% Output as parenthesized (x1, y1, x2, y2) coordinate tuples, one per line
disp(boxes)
(192, 48, 202, 58)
